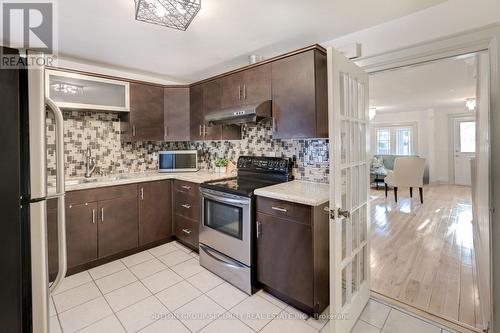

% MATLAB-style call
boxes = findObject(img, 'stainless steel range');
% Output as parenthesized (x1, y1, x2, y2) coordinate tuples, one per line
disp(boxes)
(199, 156, 293, 294)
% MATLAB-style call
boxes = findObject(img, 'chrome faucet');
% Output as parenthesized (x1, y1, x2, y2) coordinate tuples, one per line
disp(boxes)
(84, 147, 96, 178)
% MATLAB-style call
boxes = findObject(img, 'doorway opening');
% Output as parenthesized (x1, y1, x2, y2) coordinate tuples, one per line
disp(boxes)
(367, 51, 487, 332)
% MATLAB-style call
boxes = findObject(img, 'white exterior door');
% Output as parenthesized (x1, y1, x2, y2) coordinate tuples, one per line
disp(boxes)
(327, 48, 370, 333)
(453, 117, 476, 186)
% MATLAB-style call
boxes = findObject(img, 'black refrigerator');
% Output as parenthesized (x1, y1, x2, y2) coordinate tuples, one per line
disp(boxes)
(0, 47, 66, 333)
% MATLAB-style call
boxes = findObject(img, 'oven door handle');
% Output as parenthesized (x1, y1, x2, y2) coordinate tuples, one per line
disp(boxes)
(200, 245, 245, 270)
(201, 191, 250, 206)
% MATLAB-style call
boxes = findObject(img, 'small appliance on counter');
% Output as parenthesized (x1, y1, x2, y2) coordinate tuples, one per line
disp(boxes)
(199, 156, 293, 294)
(158, 150, 198, 172)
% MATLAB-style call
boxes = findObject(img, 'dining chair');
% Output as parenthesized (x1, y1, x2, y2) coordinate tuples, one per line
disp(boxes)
(384, 157, 426, 203)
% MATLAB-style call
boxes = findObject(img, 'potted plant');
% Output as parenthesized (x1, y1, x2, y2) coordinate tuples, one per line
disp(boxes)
(214, 158, 229, 173)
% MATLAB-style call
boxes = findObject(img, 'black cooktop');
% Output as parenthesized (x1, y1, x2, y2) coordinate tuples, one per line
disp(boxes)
(201, 177, 283, 197)
(200, 156, 293, 197)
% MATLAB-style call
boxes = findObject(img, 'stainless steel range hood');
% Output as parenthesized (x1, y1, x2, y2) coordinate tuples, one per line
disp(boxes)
(204, 100, 272, 125)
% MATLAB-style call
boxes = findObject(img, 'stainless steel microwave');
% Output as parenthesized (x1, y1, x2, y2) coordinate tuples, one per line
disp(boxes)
(158, 150, 198, 172)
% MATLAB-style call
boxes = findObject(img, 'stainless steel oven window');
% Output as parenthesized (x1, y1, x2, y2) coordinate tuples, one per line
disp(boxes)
(203, 198, 243, 240)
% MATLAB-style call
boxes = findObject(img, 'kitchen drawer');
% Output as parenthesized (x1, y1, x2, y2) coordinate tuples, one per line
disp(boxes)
(174, 180, 199, 198)
(173, 214, 199, 248)
(66, 184, 137, 206)
(174, 196, 200, 221)
(256, 196, 311, 225)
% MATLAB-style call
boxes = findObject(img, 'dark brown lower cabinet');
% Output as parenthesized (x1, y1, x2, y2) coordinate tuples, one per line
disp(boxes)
(98, 195, 138, 258)
(256, 196, 329, 316)
(173, 180, 200, 250)
(48, 181, 174, 278)
(173, 214, 199, 248)
(66, 201, 99, 268)
(138, 180, 172, 245)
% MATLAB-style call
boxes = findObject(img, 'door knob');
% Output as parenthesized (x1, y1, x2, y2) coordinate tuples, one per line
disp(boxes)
(337, 208, 350, 219)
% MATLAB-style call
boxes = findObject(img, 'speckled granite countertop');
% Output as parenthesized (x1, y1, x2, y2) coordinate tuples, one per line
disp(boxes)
(48, 170, 236, 193)
(254, 180, 330, 206)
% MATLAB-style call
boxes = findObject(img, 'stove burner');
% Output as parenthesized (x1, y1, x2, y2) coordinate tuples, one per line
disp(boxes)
(201, 156, 293, 197)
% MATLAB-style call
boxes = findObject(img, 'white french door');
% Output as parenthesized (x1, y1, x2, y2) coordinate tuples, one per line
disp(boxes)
(327, 48, 370, 333)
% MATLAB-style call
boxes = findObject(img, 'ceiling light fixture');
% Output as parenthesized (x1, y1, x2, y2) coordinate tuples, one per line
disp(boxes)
(465, 98, 476, 111)
(134, 0, 201, 31)
(369, 107, 377, 120)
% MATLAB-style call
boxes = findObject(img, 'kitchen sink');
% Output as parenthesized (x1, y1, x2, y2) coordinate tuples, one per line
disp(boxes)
(65, 174, 134, 186)
(65, 178, 99, 186)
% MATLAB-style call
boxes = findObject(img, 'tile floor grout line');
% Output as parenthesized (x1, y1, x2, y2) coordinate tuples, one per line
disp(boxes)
(90, 267, 128, 282)
(98, 277, 138, 296)
(380, 306, 392, 331)
(380, 299, 451, 332)
(52, 281, 102, 316)
(358, 318, 383, 332)
(83, 267, 129, 333)
(200, 286, 258, 332)
(152, 275, 192, 298)
(51, 297, 64, 333)
(51, 271, 93, 296)
(158, 254, 198, 272)
(128, 258, 169, 280)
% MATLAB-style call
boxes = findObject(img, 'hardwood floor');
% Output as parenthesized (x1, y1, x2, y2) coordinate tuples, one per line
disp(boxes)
(370, 184, 481, 331)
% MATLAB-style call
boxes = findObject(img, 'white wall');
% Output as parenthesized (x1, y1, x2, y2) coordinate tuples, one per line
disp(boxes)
(322, 0, 500, 59)
(371, 107, 471, 183)
(55, 56, 184, 85)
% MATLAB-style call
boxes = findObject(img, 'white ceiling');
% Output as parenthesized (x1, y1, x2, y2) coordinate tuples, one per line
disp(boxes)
(369, 55, 477, 113)
(56, 0, 445, 83)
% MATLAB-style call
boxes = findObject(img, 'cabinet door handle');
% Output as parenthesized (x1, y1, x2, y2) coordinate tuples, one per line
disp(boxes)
(256, 221, 261, 238)
(271, 206, 287, 213)
(165, 125, 168, 138)
(92, 209, 96, 224)
(101, 208, 104, 222)
(243, 84, 247, 100)
(203, 125, 207, 137)
(132, 124, 136, 137)
(199, 125, 202, 137)
(238, 85, 242, 100)
(182, 204, 191, 209)
(182, 228, 192, 235)
(181, 185, 191, 190)
(140, 187, 144, 200)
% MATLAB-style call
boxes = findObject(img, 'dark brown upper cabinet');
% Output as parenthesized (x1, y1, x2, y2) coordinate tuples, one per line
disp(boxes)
(138, 180, 172, 245)
(189, 82, 241, 141)
(189, 84, 205, 141)
(220, 64, 271, 109)
(242, 63, 272, 105)
(220, 72, 243, 109)
(164, 87, 190, 141)
(271, 49, 328, 139)
(123, 83, 164, 142)
(202, 80, 224, 140)
(204, 79, 223, 115)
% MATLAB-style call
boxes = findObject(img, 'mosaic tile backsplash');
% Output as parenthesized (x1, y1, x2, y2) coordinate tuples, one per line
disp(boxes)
(46, 111, 329, 183)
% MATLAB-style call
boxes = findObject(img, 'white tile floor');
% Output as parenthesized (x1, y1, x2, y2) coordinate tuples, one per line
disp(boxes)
(49, 241, 455, 333)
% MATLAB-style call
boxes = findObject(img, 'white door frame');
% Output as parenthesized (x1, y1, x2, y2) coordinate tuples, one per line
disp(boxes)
(448, 112, 477, 185)
(327, 48, 370, 333)
(351, 25, 499, 332)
